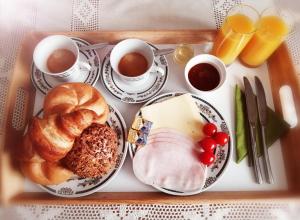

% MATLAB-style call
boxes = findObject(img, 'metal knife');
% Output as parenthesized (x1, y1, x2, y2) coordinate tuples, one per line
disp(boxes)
(255, 76, 274, 184)
(243, 77, 263, 184)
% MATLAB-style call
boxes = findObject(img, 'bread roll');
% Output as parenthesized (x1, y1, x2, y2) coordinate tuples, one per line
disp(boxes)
(63, 123, 118, 178)
(44, 83, 109, 124)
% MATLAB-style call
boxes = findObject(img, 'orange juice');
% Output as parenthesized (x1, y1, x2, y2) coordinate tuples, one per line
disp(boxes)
(240, 16, 289, 67)
(212, 13, 256, 65)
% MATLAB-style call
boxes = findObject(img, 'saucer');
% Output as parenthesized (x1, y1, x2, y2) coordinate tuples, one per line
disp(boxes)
(101, 44, 168, 103)
(31, 37, 101, 95)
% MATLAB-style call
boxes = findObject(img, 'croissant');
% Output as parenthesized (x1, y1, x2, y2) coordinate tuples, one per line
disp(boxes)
(18, 109, 99, 185)
(43, 83, 109, 124)
(19, 132, 73, 185)
(28, 109, 98, 162)
(20, 161, 73, 185)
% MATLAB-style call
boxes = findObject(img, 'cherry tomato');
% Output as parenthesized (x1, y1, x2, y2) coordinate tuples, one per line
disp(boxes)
(198, 151, 216, 166)
(213, 132, 229, 146)
(198, 137, 217, 152)
(203, 123, 217, 136)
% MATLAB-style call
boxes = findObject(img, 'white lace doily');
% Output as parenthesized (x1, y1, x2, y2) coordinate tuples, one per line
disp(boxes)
(1, 0, 300, 219)
(2, 202, 300, 220)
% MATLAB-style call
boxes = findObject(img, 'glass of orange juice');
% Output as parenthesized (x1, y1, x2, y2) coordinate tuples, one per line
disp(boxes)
(211, 5, 259, 65)
(240, 7, 294, 67)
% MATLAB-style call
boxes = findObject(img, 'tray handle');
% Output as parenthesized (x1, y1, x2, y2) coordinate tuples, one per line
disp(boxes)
(0, 33, 37, 204)
(267, 42, 300, 192)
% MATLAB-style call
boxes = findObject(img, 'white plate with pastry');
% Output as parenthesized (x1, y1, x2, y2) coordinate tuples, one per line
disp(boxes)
(128, 92, 232, 196)
(19, 83, 127, 197)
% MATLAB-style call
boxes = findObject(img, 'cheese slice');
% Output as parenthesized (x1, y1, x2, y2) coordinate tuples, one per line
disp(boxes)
(141, 94, 204, 141)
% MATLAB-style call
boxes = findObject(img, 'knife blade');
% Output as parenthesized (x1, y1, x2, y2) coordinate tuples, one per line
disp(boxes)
(244, 78, 257, 126)
(255, 76, 274, 184)
(255, 77, 267, 126)
(243, 77, 262, 184)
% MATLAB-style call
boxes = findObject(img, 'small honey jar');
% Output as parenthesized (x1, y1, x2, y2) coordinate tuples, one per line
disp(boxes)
(173, 44, 194, 65)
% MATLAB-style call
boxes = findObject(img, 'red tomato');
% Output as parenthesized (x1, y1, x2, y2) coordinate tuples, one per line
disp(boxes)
(198, 137, 217, 152)
(203, 123, 217, 136)
(213, 132, 229, 146)
(198, 151, 216, 166)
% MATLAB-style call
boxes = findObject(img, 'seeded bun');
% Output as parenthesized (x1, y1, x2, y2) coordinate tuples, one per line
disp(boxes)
(63, 123, 118, 178)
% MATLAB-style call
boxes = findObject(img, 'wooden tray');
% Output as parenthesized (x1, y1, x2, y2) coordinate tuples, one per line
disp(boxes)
(1, 30, 300, 205)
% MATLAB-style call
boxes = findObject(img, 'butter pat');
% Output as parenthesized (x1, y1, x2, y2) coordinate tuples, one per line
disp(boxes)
(141, 94, 204, 141)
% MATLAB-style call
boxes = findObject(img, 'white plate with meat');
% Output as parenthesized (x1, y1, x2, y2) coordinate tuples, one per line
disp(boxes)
(128, 92, 232, 196)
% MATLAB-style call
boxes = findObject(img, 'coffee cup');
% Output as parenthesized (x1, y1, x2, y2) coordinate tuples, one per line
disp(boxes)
(33, 35, 90, 81)
(184, 54, 226, 95)
(110, 39, 164, 84)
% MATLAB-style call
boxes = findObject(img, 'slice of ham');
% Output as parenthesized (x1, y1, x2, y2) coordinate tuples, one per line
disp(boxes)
(146, 138, 192, 149)
(147, 129, 195, 146)
(148, 128, 197, 140)
(133, 128, 207, 192)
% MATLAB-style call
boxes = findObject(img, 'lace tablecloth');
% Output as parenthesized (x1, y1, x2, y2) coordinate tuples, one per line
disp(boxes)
(1, 0, 300, 219)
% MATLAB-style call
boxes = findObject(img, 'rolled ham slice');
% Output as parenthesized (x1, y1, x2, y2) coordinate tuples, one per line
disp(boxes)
(133, 128, 207, 192)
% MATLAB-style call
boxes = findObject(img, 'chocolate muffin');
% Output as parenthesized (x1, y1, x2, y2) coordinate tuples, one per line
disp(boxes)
(63, 123, 118, 178)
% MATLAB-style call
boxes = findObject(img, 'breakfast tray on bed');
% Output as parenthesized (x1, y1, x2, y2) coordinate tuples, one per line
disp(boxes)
(1, 30, 300, 204)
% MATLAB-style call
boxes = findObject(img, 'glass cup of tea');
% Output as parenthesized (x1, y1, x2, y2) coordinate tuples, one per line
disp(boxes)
(240, 7, 294, 67)
(211, 4, 260, 65)
(33, 35, 90, 81)
(184, 54, 227, 96)
(110, 39, 165, 85)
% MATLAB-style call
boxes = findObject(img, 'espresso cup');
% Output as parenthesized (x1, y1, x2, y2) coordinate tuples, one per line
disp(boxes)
(110, 39, 164, 84)
(33, 35, 90, 81)
(184, 54, 227, 95)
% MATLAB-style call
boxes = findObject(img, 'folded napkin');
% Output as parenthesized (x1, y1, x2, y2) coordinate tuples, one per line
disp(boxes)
(235, 85, 290, 163)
